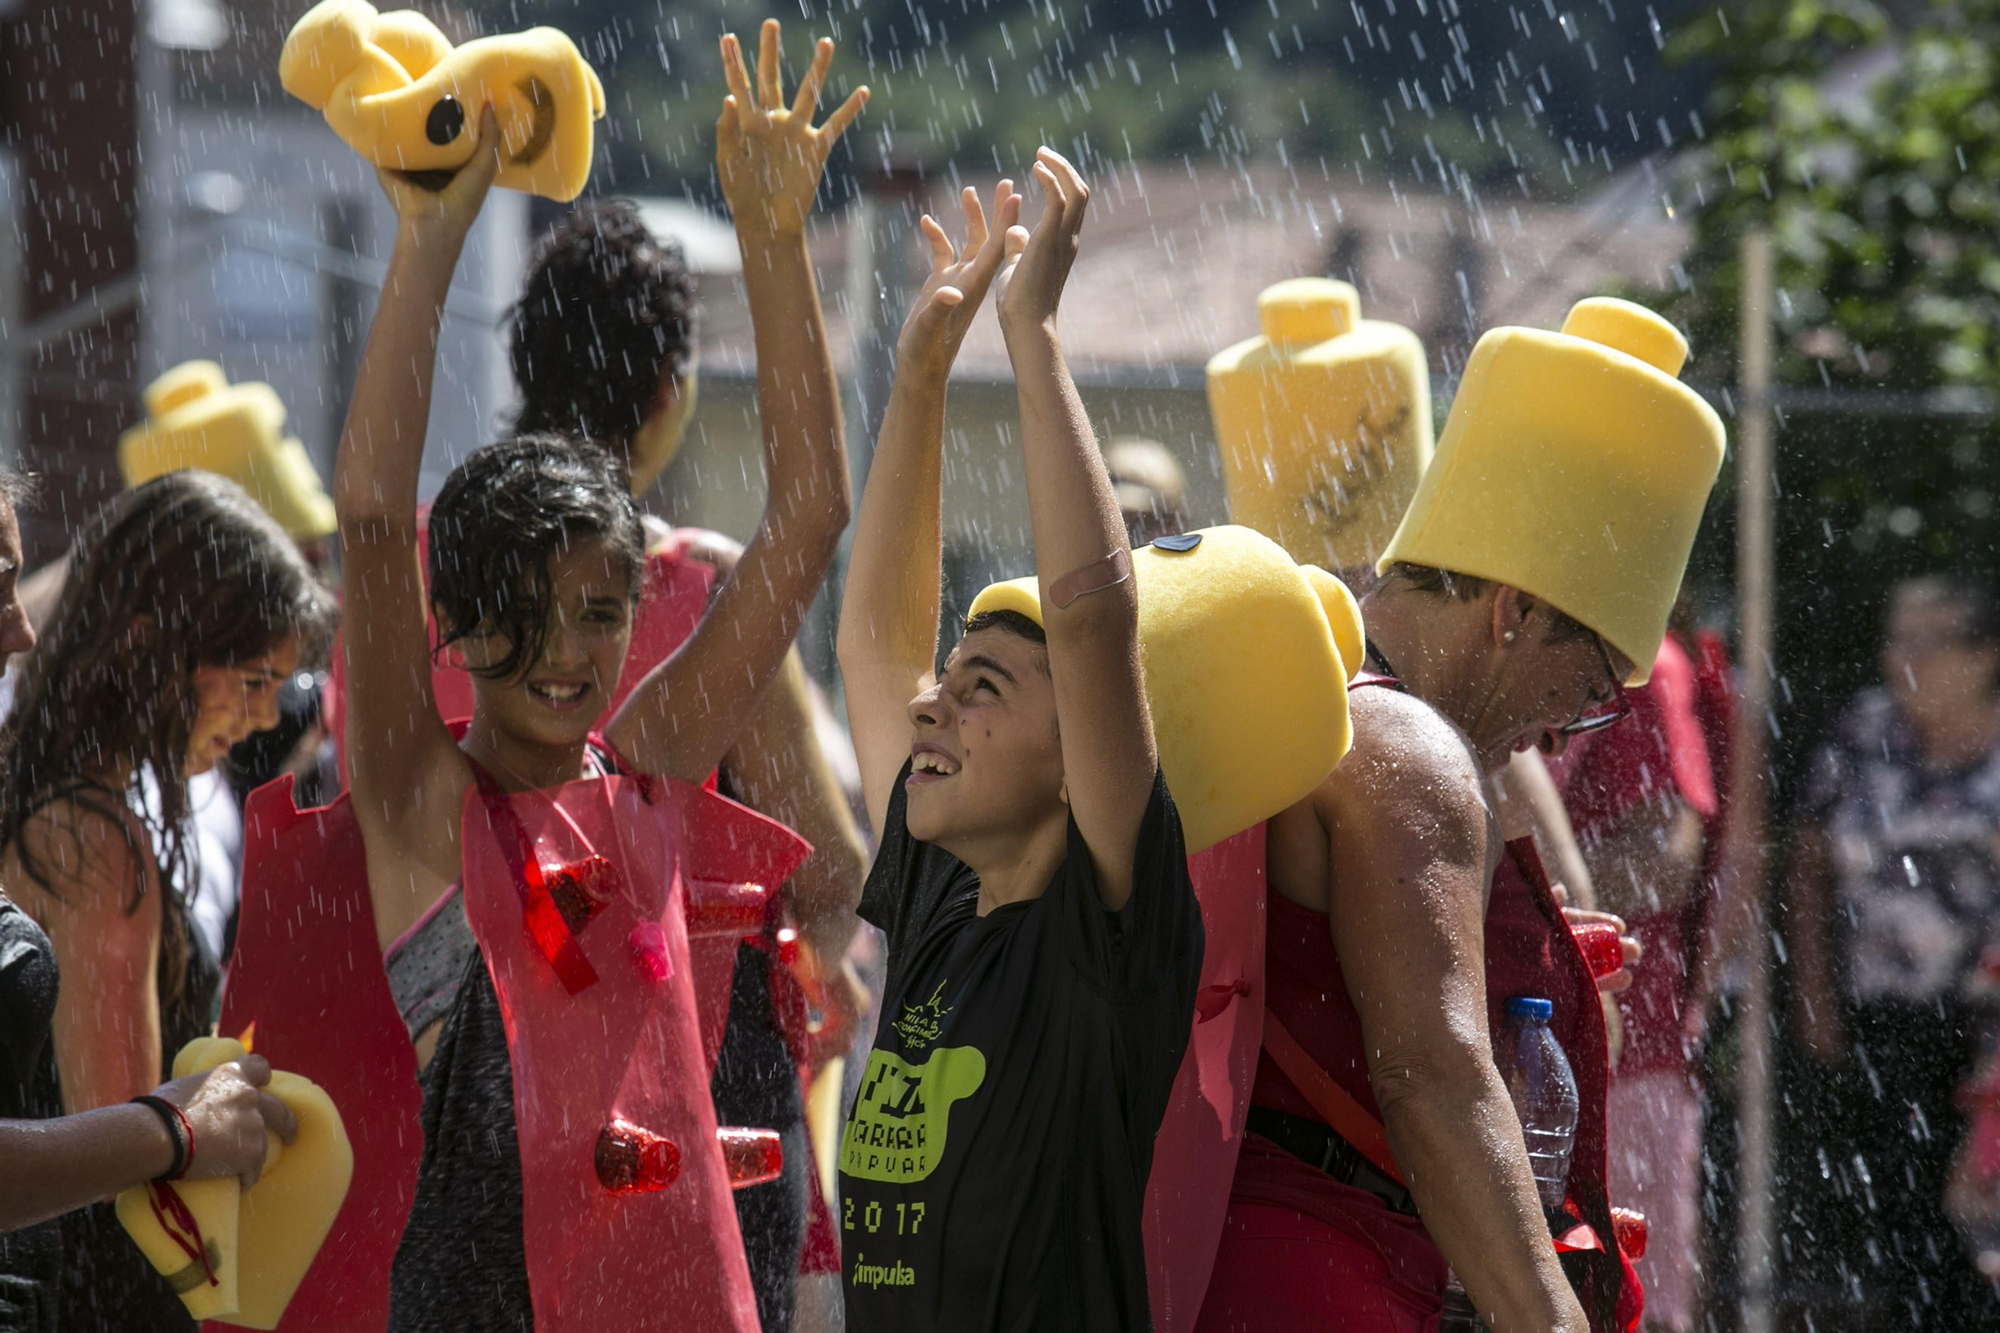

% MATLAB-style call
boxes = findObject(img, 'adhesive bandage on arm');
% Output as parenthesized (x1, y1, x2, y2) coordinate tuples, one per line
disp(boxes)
(1048, 548, 1133, 610)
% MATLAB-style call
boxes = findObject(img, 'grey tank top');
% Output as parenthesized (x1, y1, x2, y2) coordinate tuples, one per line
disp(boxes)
(383, 887, 476, 1041)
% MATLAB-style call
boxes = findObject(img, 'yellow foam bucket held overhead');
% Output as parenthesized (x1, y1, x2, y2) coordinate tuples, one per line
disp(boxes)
(1378, 297, 1726, 685)
(116, 1037, 354, 1329)
(1209, 278, 1433, 572)
(967, 525, 1364, 853)
(280, 0, 606, 203)
(118, 363, 337, 542)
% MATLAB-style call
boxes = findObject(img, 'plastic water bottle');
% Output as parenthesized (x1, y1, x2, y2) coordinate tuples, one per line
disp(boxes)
(1497, 996, 1579, 1211)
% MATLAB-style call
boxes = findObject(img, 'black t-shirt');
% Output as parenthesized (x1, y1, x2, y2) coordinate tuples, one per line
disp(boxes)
(839, 763, 1201, 1333)
(0, 893, 62, 1333)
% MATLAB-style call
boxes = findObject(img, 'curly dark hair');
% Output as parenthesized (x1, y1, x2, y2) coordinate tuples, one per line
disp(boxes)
(510, 201, 697, 449)
(427, 435, 646, 683)
(0, 471, 335, 1003)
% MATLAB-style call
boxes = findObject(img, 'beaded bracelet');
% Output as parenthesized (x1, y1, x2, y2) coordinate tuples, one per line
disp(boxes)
(130, 1095, 196, 1181)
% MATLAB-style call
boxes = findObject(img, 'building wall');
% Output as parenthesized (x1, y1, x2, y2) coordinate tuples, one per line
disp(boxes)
(140, 107, 526, 502)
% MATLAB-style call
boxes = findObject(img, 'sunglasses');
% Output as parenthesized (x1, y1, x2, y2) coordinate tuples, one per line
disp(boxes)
(1559, 634, 1631, 737)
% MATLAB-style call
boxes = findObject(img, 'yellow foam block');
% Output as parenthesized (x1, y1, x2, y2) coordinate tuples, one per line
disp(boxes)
(1378, 297, 1725, 685)
(280, 0, 606, 203)
(115, 1037, 354, 1329)
(118, 362, 336, 541)
(1209, 278, 1433, 572)
(968, 525, 1363, 852)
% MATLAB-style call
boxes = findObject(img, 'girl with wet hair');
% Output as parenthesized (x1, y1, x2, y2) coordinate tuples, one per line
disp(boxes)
(0, 469, 333, 1330)
(337, 22, 860, 1329)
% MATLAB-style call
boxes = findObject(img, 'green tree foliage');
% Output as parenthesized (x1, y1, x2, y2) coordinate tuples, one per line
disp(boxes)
(470, 0, 1711, 203)
(1652, 0, 2000, 784)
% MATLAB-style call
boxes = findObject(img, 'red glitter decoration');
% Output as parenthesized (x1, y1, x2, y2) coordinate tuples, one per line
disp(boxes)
(1610, 1207, 1649, 1260)
(717, 1127, 784, 1189)
(545, 854, 619, 933)
(594, 1120, 682, 1194)
(685, 879, 770, 938)
(1570, 922, 1625, 980)
(627, 921, 673, 984)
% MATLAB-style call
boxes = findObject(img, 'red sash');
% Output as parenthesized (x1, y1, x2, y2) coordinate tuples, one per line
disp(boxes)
(1142, 826, 1269, 1333)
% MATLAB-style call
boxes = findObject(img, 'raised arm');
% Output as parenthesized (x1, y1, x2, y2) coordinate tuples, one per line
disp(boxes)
(1321, 690, 1589, 1333)
(608, 22, 862, 782)
(335, 116, 500, 919)
(994, 149, 1155, 910)
(836, 183, 1018, 837)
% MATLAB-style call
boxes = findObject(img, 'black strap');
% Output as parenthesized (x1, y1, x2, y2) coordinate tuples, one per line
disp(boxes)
(1245, 1104, 1418, 1217)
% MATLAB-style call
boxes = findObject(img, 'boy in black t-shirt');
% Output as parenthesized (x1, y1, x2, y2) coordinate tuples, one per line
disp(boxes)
(833, 152, 1203, 1331)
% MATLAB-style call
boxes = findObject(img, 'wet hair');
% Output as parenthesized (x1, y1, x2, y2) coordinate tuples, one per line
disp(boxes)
(963, 608, 1048, 647)
(0, 471, 335, 1002)
(1890, 573, 2000, 651)
(509, 201, 697, 449)
(960, 608, 1052, 680)
(427, 435, 646, 682)
(0, 465, 37, 510)
(1383, 560, 1598, 645)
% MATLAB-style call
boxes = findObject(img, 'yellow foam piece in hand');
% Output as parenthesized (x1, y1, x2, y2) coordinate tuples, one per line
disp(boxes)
(1377, 296, 1725, 685)
(968, 525, 1363, 852)
(118, 362, 337, 541)
(1209, 278, 1434, 572)
(115, 1037, 354, 1329)
(280, 0, 607, 203)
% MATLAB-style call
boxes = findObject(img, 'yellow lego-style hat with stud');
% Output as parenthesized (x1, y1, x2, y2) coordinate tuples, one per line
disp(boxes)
(280, 0, 606, 203)
(1208, 278, 1433, 573)
(118, 362, 337, 542)
(1377, 297, 1725, 686)
(967, 525, 1365, 853)
(116, 1037, 353, 1329)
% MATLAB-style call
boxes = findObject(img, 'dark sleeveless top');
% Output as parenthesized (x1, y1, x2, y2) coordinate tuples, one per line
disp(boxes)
(0, 894, 62, 1333)
(0, 843, 220, 1333)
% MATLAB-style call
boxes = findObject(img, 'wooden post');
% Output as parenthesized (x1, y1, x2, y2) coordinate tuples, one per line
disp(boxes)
(1733, 228, 1778, 1333)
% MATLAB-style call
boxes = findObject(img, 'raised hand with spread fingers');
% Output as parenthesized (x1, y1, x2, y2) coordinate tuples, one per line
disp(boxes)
(717, 20, 868, 242)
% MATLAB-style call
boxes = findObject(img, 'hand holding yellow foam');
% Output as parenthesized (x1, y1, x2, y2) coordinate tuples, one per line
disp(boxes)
(280, 0, 605, 202)
(116, 1037, 353, 1329)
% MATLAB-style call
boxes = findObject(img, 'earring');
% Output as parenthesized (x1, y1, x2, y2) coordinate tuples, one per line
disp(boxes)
(1503, 631, 1518, 644)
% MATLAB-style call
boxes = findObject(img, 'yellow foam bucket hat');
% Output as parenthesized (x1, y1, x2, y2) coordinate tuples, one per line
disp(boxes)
(280, 0, 606, 203)
(116, 1037, 354, 1329)
(1209, 278, 1433, 572)
(118, 363, 337, 542)
(1377, 297, 1725, 686)
(966, 525, 1364, 852)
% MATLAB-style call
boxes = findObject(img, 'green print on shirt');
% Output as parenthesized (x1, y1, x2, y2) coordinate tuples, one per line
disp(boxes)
(840, 1044, 987, 1182)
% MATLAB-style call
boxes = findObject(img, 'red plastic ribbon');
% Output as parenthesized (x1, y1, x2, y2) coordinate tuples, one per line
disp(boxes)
(147, 1181, 218, 1289)
(471, 764, 600, 995)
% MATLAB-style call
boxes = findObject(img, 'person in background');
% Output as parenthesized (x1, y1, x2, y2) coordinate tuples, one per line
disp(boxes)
(11, 362, 343, 967)
(0, 471, 333, 1332)
(1787, 573, 2000, 1330)
(507, 197, 870, 1332)
(1553, 596, 1731, 1333)
(1104, 437, 1191, 547)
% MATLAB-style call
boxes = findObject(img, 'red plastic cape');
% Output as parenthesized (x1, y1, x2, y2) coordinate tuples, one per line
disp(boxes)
(218, 766, 807, 1327)
(216, 780, 420, 1332)
(1142, 826, 1269, 1333)
(457, 768, 805, 1330)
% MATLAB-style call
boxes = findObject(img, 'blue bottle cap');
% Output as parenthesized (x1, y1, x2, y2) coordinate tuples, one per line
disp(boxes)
(1504, 996, 1554, 1021)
